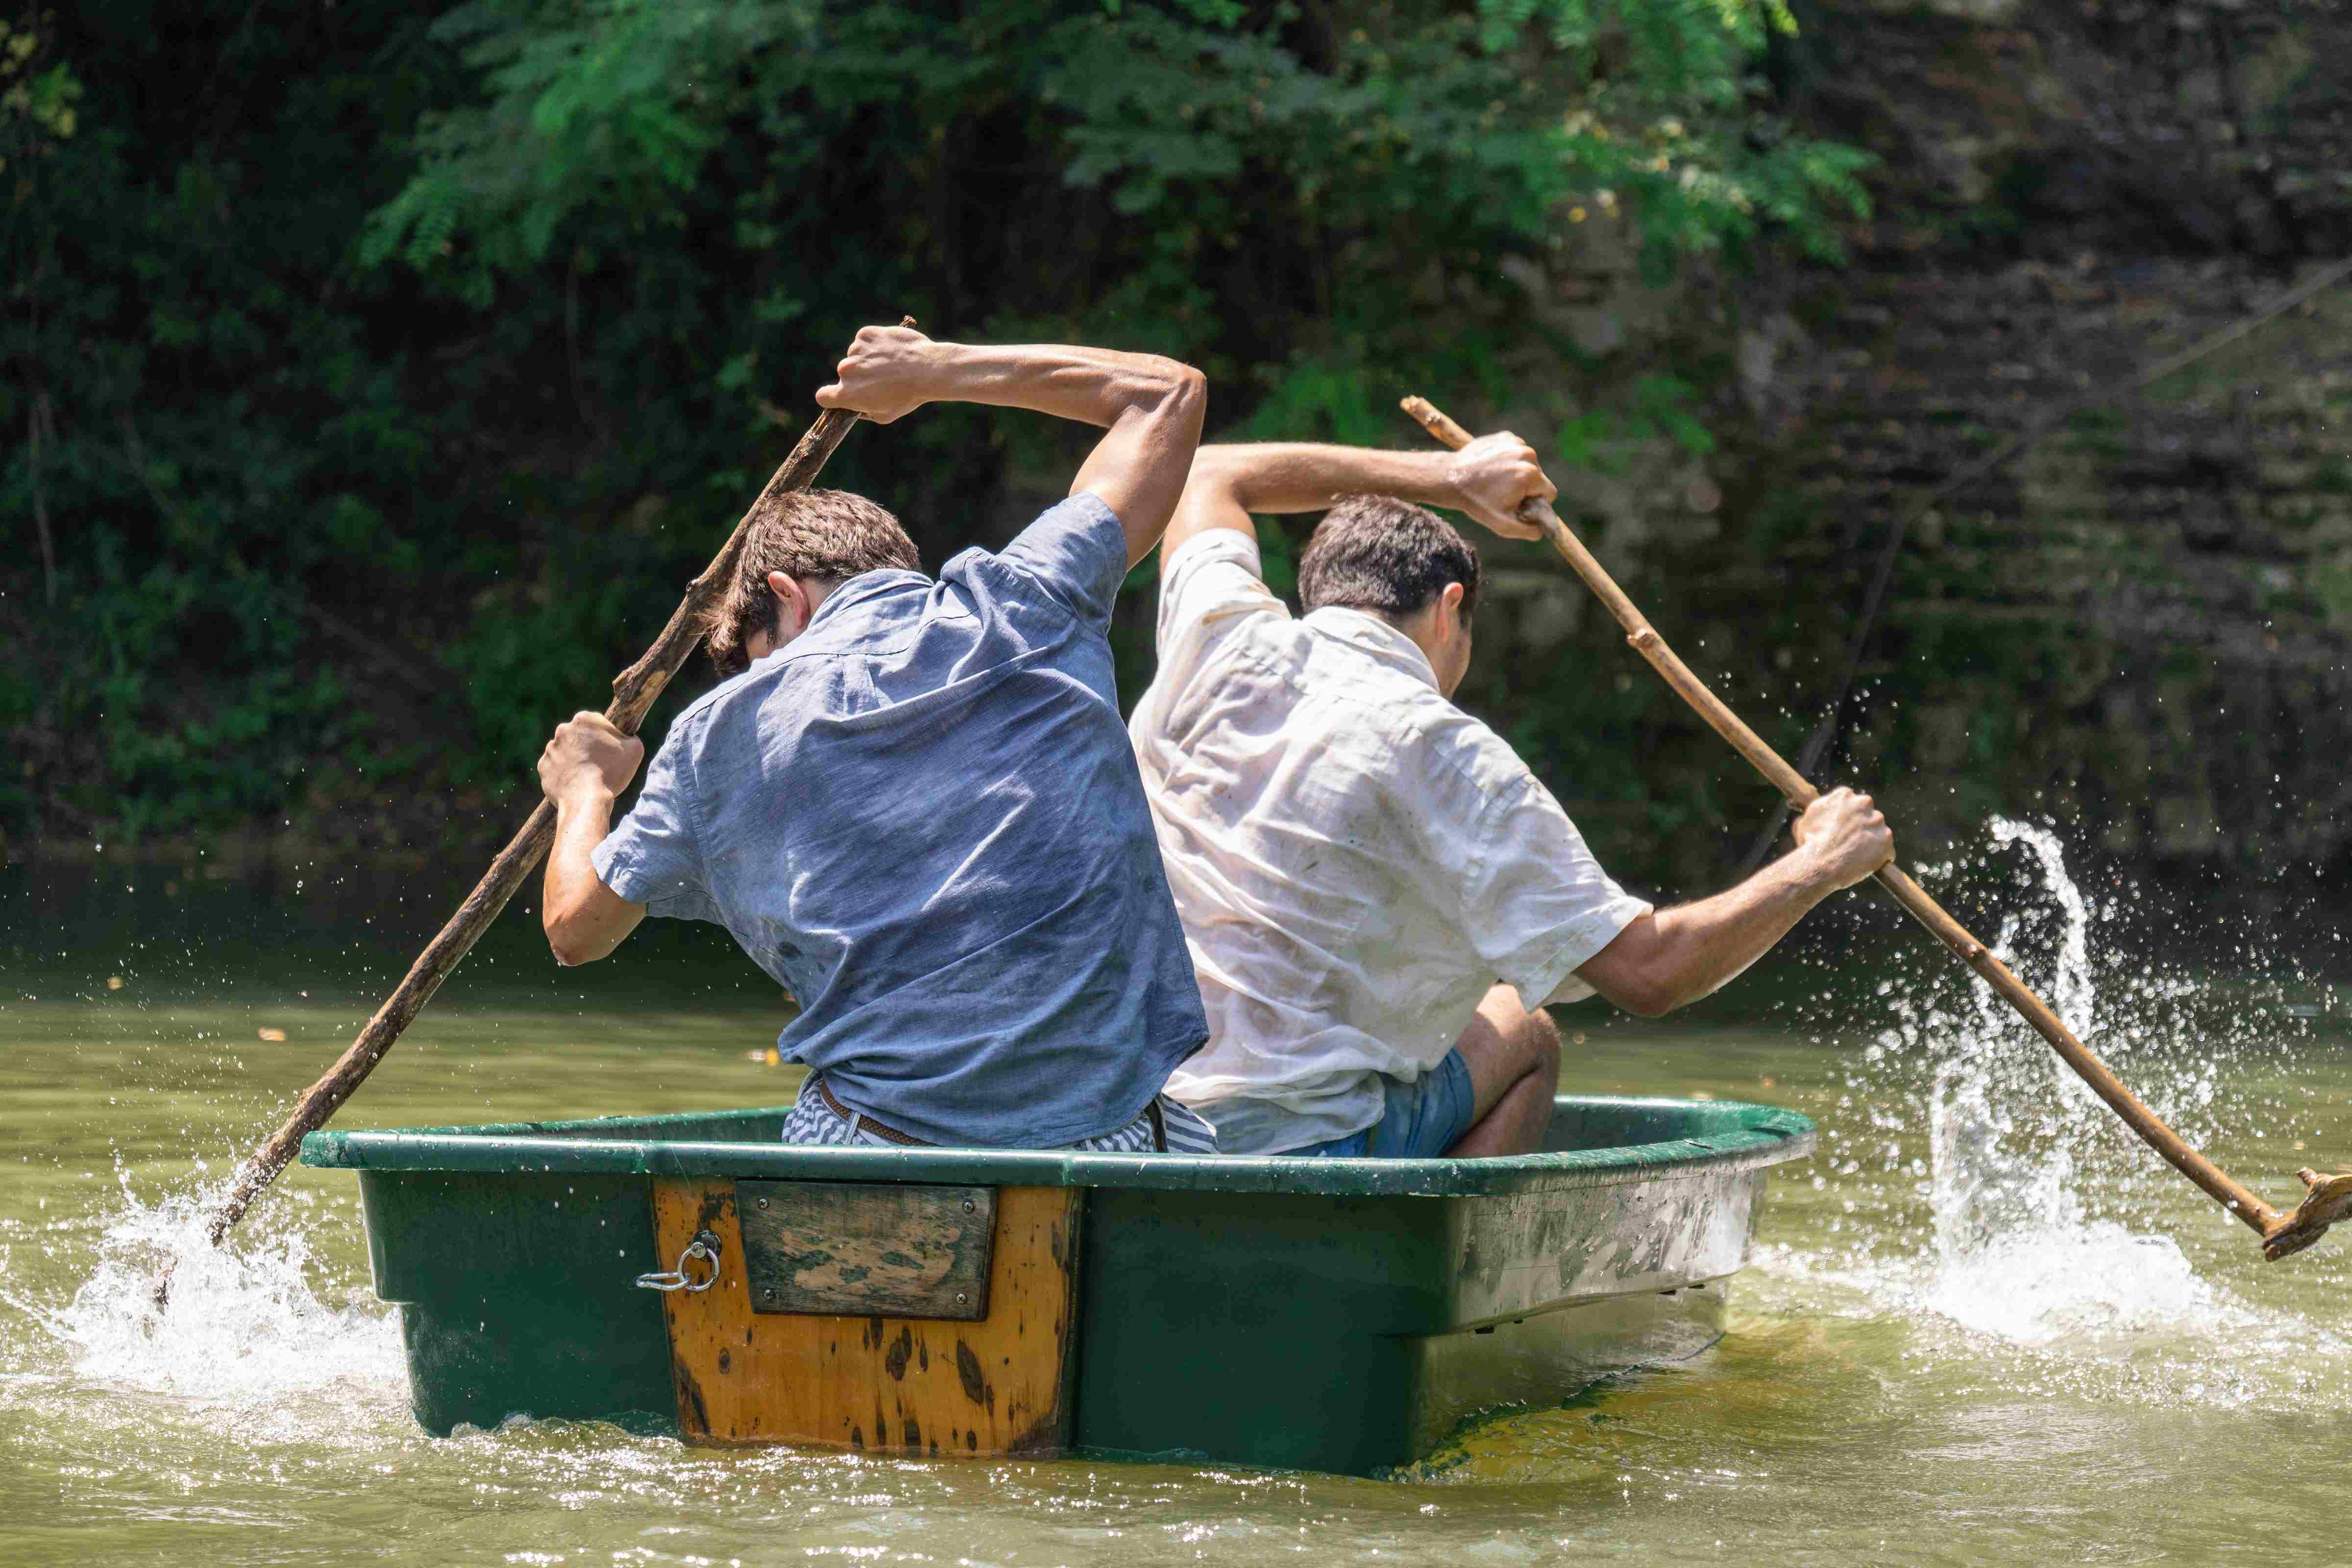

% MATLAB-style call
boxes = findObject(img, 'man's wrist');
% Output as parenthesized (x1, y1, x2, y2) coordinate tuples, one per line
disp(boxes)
(1434, 451, 1492, 514)
(910, 339, 972, 405)
(554, 784, 617, 819)
(1784, 839, 1841, 901)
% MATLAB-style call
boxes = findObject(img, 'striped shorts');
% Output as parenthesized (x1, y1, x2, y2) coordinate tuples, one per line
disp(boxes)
(782, 1074, 1218, 1154)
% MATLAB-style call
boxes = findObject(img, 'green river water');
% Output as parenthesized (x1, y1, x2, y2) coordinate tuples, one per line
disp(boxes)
(4, 834, 2350, 1565)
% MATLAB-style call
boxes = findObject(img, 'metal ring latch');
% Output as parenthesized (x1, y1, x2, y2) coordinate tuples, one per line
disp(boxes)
(636, 1228, 724, 1293)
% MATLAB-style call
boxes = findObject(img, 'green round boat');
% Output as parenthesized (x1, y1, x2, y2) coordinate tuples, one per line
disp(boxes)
(299, 1094, 1814, 1476)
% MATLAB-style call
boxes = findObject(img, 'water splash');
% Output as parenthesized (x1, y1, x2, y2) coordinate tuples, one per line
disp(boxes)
(1924, 820, 2102, 1273)
(3, 1167, 403, 1418)
(1774, 817, 2329, 1388)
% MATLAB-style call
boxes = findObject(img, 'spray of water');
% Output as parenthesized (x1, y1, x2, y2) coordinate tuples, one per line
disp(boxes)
(1913, 819, 2169, 1342)
(1, 1164, 404, 1430)
(1762, 817, 2339, 1396)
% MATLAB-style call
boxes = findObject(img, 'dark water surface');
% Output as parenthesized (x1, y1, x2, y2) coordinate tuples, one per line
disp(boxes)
(3, 852, 2349, 1565)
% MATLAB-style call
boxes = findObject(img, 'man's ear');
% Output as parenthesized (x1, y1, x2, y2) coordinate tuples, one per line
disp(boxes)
(1439, 580, 1467, 635)
(766, 570, 806, 637)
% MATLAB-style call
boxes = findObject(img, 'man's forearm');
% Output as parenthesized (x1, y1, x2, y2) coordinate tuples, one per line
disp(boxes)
(823, 326, 1205, 561)
(543, 790, 642, 966)
(1199, 444, 1461, 516)
(921, 342, 1198, 429)
(1576, 850, 1838, 1017)
(1650, 853, 1836, 1006)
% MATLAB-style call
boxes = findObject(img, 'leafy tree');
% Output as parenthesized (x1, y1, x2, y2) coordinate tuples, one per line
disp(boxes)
(3, 0, 1868, 864)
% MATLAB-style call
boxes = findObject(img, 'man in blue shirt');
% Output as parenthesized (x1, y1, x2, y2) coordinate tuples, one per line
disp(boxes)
(531, 323, 1214, 1152)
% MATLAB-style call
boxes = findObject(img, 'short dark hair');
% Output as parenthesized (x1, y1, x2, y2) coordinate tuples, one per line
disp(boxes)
(1298, 494, 1481, 623)
(700, 488, 920, 676)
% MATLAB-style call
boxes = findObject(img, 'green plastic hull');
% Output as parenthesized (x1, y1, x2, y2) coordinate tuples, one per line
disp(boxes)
(305, 1096, 1812, 1475)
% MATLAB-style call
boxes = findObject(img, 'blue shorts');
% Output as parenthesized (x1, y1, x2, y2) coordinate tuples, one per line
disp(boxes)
(1281, 1048, 1476, 1158)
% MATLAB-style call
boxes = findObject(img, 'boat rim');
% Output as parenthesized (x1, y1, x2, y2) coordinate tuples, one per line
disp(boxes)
(298, 1094, 1816, 1198)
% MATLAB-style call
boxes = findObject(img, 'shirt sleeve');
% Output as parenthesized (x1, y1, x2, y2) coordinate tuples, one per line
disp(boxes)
(589, 720, 719, 923)
(1419, 724, 1651, 1007)
(1155, 528, 1288, 661)
(994, 491, 1130, 631)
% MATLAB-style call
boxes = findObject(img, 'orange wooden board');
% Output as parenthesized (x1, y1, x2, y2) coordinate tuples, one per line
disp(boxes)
(650, 1177, 1082, 1456)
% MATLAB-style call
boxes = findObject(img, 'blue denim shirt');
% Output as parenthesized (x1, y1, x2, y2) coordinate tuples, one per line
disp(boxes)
(592, 493, 1207, 1147)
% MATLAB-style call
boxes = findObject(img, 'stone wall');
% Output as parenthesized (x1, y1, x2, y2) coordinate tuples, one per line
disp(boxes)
(1479, 0, 2352, 898)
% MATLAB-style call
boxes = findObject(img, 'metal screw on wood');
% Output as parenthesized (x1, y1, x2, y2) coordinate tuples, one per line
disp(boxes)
(962, 1200, 974, 1213)
(757, 1198, 769, 1209)
(956, 1292, 967, 1304)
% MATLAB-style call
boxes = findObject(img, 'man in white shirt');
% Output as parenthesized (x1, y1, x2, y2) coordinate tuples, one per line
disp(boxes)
(1128, 434, 1895, 1158)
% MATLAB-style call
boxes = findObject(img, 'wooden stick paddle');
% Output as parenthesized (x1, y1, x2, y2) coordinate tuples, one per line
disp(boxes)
(171, 369, 885, 1281)
(1401, 393, 2352, 1262)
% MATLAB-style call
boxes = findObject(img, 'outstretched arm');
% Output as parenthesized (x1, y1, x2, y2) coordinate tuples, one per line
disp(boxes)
(816, 324, 1205, 566)
(1572, 787, 1893, 1016)
(1161, 436, 1556, 561)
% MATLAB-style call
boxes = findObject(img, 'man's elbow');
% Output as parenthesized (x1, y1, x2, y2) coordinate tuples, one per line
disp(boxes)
(1607, 972, 1684, 1019)
(1614, 989, 1674, 1021)
(1183, 441, 1253, 503)
(544, 910, 610, 968)
(1144, 359, 1206, 423)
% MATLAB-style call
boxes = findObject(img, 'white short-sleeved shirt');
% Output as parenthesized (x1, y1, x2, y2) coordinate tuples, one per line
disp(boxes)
(1128, 530, 1651, 1154)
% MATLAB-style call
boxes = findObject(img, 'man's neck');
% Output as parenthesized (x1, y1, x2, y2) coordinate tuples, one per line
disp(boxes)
(799, 577, 840, 625)
(1312, 603, 1446, 688)
(1376, 605, 1446, 682)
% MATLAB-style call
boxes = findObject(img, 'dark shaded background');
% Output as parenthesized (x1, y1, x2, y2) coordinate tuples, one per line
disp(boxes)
(6, 0, 2347, 929)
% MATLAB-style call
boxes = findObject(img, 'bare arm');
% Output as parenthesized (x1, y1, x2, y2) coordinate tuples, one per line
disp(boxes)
(1573, 788, 1893, 1017)
(817, 325, 1206, 566)
(1161, 437, 1555, 561)
(537, 712, 647, 966)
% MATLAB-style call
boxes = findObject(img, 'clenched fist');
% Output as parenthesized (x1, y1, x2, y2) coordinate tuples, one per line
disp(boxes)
(814, 322, 940, 425)
(538, 711, 643, 806)
(1446, 432, 1554, 540)
(1790, 786, 1894, 891)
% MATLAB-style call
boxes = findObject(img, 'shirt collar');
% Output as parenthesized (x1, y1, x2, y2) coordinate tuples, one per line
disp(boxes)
(803, 567, 925, 632)
(742, 568, 925, 676)
(1301, 606, 1440, 693)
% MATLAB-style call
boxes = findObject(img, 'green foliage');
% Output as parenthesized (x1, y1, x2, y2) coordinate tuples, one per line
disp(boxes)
(5, 0, 1869, 861)
(367, 0, 1871, 295)
(1555, 374, 1715, 473)
(0, 14, 78, 163)
(2311, 554, 2352, 633)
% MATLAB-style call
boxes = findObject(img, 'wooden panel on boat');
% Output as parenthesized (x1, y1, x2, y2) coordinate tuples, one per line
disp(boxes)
(735, 1179, 994, 1320)
(650, 1177, 1082, 1455)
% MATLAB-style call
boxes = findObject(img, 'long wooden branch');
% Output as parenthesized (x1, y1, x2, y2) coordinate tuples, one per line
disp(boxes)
(196, 405, 868, 1249)
(1401, 394, 2352, 1262)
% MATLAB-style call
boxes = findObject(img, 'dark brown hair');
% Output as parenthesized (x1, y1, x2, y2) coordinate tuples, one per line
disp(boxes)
(1298, 494, 1481, 624)
(700, 488, 920, 676)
